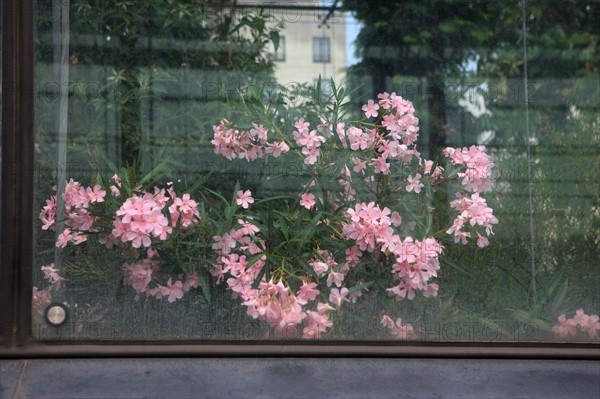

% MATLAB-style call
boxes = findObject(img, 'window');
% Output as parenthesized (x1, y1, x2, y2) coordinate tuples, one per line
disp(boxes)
(1, 0, 598, 355)
(313, 37, 331, 63)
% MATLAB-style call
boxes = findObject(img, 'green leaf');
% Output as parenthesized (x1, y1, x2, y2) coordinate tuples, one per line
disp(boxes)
(551, 278, 569, 313)
(440, 257, 470, 275)
(198, 271, 211, 303)
(297, 258, 319, 280)
(478, 317, 510, 337)
(269, 31, 280, 52)
(245, 253, 265, 271)
(275, 214, 289, 240)
(139, 159, 170, 186)
(187, 172, 212, 194)
(252, 262, 268, 289)
(96, 173, 104, 187)
(347, 281, 374, 296)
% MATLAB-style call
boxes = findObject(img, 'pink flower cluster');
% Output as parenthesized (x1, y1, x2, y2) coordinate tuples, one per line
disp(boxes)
(387, 237, 442, 300)
(38, 177, 204, 305)
(342, 202, 393, 252)
(552, 309, 600, 339)
(39, 179, 107, 247)
(122, 252, 199, 302)
(376, 92, 420, 146)
(41, 263, 66, 289)
(381, 315, 416, 340)
(212, 118, 290, 161)
(444, 145, 494, 192)
(447, 193, 498, 247)
(308, 249, 363, 302)
(32, 263, 66, 315)
(342, 202, 442, 300)
(211, 219, 340, 338)
(293, 118, 326, 165)
(112, 185, 200, 249)
(337, 95, 421, 176)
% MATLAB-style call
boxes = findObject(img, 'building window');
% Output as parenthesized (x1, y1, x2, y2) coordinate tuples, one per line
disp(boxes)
(313, 37, 330, 63)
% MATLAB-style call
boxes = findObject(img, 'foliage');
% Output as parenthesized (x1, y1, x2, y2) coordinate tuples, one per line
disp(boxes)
(35, 0, 282, 168)
(35, 82, 504, 340)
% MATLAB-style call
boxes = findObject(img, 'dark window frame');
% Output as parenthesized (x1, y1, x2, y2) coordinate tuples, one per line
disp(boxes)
(312, 36, 331, 63)
(0, 0, 598, 360)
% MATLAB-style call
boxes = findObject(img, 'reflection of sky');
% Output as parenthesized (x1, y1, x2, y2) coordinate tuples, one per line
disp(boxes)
(346, 12, 362, 67)
(318, 0, 361, 67)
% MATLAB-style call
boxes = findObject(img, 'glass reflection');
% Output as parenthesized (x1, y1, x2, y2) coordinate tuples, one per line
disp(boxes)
(32, 0, 599, 342)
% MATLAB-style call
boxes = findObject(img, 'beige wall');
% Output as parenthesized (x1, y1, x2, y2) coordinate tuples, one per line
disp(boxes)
(239, 0, 347, 88)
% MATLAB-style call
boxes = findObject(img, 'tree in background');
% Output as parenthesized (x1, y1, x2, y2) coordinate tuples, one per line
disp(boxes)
(342, 0, 599, 329)
(342, 0, 598, 152)
(36, 0, 281, 169)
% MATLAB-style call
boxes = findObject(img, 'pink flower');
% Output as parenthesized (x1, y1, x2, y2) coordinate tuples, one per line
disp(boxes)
(236, 190, 254, 209)
(32, 287, 52, 314)
(310, 260, 329, 276)
(123, 261, 154, 293)
(581, 315, 600, 338)
(86, 185, 106, 203)
(212, 232, 237, 255)
(294, 118, 310, 133)
(448, 192, 498, 245)
(39, 196, 57, 230)
(265, 141, 290, 158)
(476, 233, 489, 248)
(390, 211, 402, 227)
(571, 309, 600, 338)
(552, 314, 578, 338)
(444, 145, 494, 192)
(183, 273, 199, 292)
(342, 202, 393, 253)
(329, 287, 349, 308)
(300, 193, 316, 209)
(406, 174, 424, 193)
(296, 282, 320, 304)
(111, 174, 122, 187)
(572, 309, 589, 327)
(372, 156, 390, 175)
(423, 283, 439, 298)
(296, 129, 325, 149)
(351, 157, 367, 174)
(125, 229, 152, 248)
(381, 315, 416, 340)
(56, 228, 73, 248)
(41, 264, 65, 287)
(381, 315, 395, 329)
(362, 99, 380, 118)
(160, 278, 184, 303)
(303, 310, 333, 339)
(377, 92, 393, 109)
(326, 271, 345, 288)
(302, 146, 320, 165)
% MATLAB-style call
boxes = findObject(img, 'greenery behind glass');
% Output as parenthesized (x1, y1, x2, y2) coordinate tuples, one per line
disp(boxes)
(32, 0, 599, 341)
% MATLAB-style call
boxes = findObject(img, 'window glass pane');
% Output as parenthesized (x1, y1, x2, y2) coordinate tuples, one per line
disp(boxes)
(31, 0, 599, 343)
(313, 37, 331, 63)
